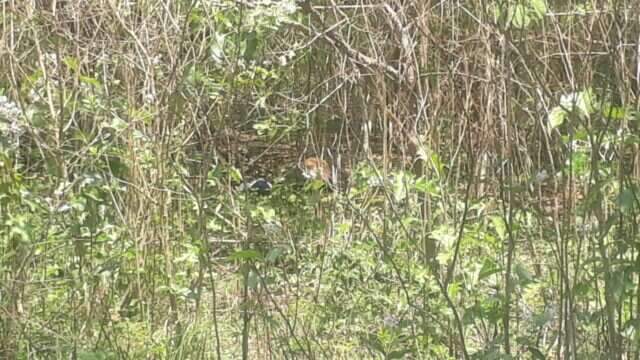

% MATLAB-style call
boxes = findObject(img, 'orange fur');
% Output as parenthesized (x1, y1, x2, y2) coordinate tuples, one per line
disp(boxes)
(302, 157, 331, 183)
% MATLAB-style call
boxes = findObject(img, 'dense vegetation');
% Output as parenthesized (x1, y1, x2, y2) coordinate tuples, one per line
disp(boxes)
(1, 1, 640, 359)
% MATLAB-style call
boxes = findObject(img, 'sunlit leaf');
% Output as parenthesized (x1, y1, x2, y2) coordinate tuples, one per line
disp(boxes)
(229, 167, 243, 183)
(577, 88, 595, 116)
(510, 4, 531, 28)
(491, 216, 506, 241)
(80, 76, 101, 88)
(230, 249, 262, 261)
(560, 88, 595, 118)
(529, 0, 548, 16)
(548, 107, 566, 129)
(479, 258, 502, 281)
(430, 153, 444, 177)
(63, 56, 79, 72)
(448, 281, 461, 299)
(601, 104, 628, 120)
(414, 177, 438, 195)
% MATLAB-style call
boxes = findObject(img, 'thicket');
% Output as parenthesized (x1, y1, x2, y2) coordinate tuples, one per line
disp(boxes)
(1, 0, 640, 359)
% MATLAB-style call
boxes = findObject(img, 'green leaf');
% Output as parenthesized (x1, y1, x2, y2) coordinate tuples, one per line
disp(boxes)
(80, 76, 101, 88)
(514, 262, 533, 284)
(230, 249, 262, 261)
(448, 281, 461, 299)
(430, 153, 444, 177)
(392, 173, 408, 202)
(530, 0, 548, 16)
(577, 88, 595, 116)
(307, 179, 326, 191)
(63, 56, 79, 72)
(617, 188, 635, 213)
(244, 31, 258, 60)
(247, 269, 259, 289)
(560, 88, 595, 118)
(491, 216, 506, 241)
(601, 104, 628, 120)
(229, 167, 243, 183)
(7, 215, 32, 244)
(479, 258, 501, 281)
(511, 4, 531, 28)
(431, 226, 456, 249)
(548, 107, 566, 129)
(266, 247, 284, 263)
(414, 177, 438, 195)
